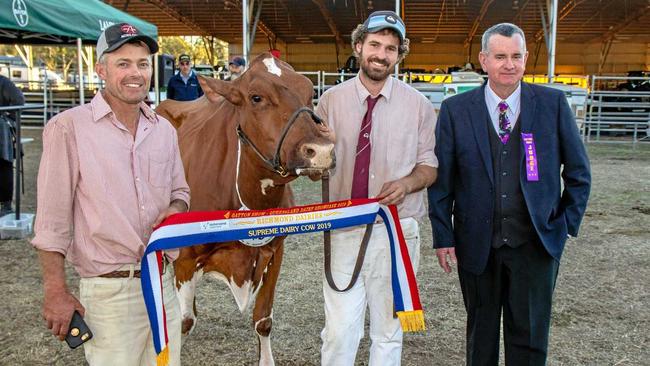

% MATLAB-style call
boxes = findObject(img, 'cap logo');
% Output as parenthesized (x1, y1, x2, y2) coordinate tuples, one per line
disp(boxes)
(385, 15, 397, 24)
(120, 24, 137, 35)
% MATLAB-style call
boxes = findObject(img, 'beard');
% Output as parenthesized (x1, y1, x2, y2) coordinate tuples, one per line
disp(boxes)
(359, 54, 394, 82)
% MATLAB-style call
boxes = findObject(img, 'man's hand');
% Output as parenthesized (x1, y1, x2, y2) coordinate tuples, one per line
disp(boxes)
(37, 250, 84, 341)
(42, 288, 85, 340)
(152, 199, 188, 228)
(378, 179, 409, 205)
(436, 247, 457, 273)
(377, 165, 437, 206)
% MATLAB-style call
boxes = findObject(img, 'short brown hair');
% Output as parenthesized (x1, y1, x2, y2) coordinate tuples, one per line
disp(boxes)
(350, 24, 410, 63)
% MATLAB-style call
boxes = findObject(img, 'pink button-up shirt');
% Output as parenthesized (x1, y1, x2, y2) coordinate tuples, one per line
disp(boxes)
(32, 92, 190, 277)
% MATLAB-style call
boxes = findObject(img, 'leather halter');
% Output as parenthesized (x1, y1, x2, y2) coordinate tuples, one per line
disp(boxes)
(236, 106, 324, 177)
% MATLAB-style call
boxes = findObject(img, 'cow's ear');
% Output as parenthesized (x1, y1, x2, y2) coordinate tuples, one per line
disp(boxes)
(198, 75, 243, 106)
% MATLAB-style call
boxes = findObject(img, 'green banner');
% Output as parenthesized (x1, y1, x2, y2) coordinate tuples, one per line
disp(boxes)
(0, 0, 156, 43)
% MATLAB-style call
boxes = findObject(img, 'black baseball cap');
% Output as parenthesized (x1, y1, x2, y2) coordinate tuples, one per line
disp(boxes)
(179, 54, 191, 63)
(96, 23, 159, 59)
(363, 10, 406, 41)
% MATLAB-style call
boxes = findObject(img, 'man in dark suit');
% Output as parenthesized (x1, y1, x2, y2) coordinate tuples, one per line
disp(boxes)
(427, 23, 591, 365)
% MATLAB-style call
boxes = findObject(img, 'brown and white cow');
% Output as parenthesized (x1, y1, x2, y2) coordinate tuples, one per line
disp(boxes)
(156, 53, 335, 365)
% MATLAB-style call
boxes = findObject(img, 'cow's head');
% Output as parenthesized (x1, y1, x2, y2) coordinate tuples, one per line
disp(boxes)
(198, 53, 335, 181)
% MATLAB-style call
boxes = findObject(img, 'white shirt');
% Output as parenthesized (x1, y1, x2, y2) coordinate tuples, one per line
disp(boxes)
(179, 70, 194, 84)
(484, 82, 521, 134)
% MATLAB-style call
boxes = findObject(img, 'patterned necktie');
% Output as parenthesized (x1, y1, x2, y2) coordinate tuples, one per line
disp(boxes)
(497, 100, 511, 144)
(351, 96, 379, 199)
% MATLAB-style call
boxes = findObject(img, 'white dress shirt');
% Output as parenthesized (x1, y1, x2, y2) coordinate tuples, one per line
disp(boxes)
(484, 82, 521, 134)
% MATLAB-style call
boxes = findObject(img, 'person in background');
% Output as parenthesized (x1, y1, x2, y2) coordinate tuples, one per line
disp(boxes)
(0, 75, 24, 216)
(226, 56, 246, 81)
(32, 23, 190, 365)
(315, 10, 437, 366)
(166, 53, 203, 101)
(428, 22, 591, 366)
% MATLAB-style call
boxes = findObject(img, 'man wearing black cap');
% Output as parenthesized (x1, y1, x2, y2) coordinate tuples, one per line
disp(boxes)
(32, 23, 189, 365)
(316, 10, 437, 366)
(166, 54, 204, 101)
(226, 56, 246, 81)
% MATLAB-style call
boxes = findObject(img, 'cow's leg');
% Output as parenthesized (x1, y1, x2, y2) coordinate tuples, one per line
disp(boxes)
(252, 243, 284, 366)
(175, 255, 204, 336)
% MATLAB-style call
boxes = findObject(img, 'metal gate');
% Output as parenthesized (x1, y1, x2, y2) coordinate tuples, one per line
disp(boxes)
(586, 75, 650, 144)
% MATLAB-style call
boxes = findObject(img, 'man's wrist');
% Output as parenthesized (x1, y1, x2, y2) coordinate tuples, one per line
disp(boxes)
(43, 280, 68, 295)
(38, 250, 68, 294)
(42, 270, 68, 293)
(171, 199, 188, 212)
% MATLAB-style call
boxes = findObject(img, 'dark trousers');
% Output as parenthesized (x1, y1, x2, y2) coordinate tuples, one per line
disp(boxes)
(0, 159, 12, 202)
(458, 240, 559, 366)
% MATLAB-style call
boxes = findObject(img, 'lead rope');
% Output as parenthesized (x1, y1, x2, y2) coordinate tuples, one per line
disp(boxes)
(322, 172, 374, 292)
(235, 139, 248, 210)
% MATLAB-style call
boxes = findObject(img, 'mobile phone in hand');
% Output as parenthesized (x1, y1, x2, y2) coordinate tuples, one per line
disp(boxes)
(65, 311, 93, 349)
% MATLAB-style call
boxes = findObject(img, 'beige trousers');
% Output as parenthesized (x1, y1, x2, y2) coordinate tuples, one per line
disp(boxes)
(79, 263, 182, 366)
(321, 218, 421, 366)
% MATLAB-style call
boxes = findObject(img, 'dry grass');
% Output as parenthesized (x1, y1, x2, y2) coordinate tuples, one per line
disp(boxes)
(0, 130, 648, 365)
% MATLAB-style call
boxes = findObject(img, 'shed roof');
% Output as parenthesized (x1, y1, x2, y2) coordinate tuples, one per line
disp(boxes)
(104, 0, 650, 45)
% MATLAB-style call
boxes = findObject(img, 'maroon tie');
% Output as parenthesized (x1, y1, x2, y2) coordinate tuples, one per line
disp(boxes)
(351, 96, 379, 199)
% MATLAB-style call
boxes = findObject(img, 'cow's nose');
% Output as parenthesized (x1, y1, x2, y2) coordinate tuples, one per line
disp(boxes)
(300, 142, 335, 169)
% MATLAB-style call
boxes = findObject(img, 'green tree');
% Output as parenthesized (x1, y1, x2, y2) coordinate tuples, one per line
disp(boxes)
(0, 44, 77, 80)
(159, 36, 227, 66)
(159, 36, 192, 60)
(35, 46, 77, 81)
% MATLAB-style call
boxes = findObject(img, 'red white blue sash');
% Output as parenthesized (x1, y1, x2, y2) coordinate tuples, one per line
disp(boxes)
(141, 198, 424, 366)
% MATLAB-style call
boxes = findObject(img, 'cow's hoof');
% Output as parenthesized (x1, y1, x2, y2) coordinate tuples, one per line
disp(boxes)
(181, 317, 196, 335)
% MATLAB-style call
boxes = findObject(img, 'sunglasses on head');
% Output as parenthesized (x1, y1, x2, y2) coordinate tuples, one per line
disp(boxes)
(180, 61, 190, 66)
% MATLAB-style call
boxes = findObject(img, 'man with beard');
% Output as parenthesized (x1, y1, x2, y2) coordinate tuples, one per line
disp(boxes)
(225, 56, 246, 81)
(315, 10, 437, 366)
(32, 23, 189, 365)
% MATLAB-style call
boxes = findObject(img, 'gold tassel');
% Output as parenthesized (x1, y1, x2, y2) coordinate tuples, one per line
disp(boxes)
(156, 346, 170, 366)
(396, 310, 426, 332)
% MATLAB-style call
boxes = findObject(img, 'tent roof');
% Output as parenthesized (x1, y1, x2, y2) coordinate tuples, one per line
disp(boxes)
(0, 0, 157, 45)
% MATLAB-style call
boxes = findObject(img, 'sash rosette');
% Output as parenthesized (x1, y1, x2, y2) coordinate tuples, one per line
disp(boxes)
(141, 198, 424, 366)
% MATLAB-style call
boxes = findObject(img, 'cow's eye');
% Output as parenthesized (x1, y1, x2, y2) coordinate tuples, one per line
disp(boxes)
(251, 95, 262, 103)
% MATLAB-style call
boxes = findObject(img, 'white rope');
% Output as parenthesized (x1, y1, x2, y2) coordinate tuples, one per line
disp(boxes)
(235, 138, 248, 210)
(235, 138, 274, 247)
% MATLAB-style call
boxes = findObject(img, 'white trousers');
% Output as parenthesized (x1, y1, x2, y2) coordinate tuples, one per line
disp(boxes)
(79, 263, 182, 366)
(321, 218, 421, 366)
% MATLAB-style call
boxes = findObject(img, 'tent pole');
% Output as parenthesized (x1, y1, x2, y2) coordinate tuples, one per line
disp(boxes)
(27, 46, 36, 90)
(86, 46, 94, 90)
(154, 54, 160, 106)
(77, 38, 85, 105)
(14, 110, 21, 220)
(42, 64, 48, 125)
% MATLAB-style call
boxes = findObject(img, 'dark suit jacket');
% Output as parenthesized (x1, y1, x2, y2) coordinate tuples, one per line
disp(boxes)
(428, 82, 591, 275)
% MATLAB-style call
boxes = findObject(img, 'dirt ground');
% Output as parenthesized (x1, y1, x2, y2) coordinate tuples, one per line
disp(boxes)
(0, 128, 648, 365)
